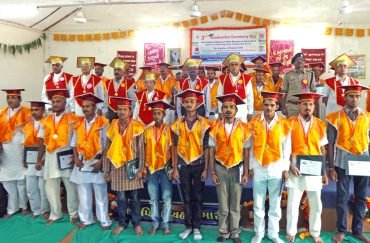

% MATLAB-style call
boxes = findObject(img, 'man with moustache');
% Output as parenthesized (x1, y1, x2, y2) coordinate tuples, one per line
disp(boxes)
(205, 66, 220, 121)
(267, 62, 284, 92)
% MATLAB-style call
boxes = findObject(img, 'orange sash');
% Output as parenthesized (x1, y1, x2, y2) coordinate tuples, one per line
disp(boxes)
(106, 119, 144, 168)
(267, 76, 283, 92)
(171, 116, 211, 164)
(252, 82, 272, 111)
(144, 123, 172, 173)
(22, 118, 44, 147)
(210, 119, 250, 168)
(0, 107, 31, 143)
(74, 116, 108, 160)
(210, 80, 219, 110)
(155, 76, 176, 100)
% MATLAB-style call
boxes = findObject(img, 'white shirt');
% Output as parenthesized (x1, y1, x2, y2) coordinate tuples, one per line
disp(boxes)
(323, 75, 351, 115)
(247, 113, 291, 174)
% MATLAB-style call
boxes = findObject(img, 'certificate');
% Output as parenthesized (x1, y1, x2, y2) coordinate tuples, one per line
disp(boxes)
(239, 164, 244, 184)
(296, 155, 324, 176)
(79, 154, 102, 173)
(346, 155, 370, 176)
(126, 158, 139, 180)
(56, 149, 74, 170)
(24, 147, 39, 164)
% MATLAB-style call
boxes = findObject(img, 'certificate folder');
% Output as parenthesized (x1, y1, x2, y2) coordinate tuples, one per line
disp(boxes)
(57, 149, 74, 170)
(296, 155, 324, 176)
(126, 158, 139, 180)
(346, 154, 370, 176)
(24, 147, 39, 164)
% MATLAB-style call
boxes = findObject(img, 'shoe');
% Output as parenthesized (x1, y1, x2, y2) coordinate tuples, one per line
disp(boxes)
(193, 228, 202, 240)
(270, 237, 284, 243)
(179, 228, 192, 239)
(251, 234, 263, 243)
(231, 237, 242, 243)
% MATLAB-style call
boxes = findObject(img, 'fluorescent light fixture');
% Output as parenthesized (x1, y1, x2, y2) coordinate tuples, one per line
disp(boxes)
(0, 4, 39, 19)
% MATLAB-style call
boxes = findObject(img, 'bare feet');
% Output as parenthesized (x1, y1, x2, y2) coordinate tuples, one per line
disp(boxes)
(46, 219, 55, 225)
(333, 232, 345, 243)
(31, 214, 39, 219)
(22, 209, 31, 216)
(77, 223, 87, 230)
(102, 225, 111, 231)
(42, 212, 50, 219)
(312, 236, 323, 243)
(352, 233, 370, 243)
(148, 227, 157, 235)
(112, 226, 125, 235)
(286, 234, 295, 242)
(2, 214, 12, 218)
(71, 217, 79, 224)
(135, 225, 143, 236)
(162, 228, 170, 235)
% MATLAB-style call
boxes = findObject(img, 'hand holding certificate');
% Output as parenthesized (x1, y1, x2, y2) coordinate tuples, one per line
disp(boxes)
(346, 155, 370, 176)
(24, 147, 39, 164)
(296, 155, 324, 176)
(57, 149, 74, 170)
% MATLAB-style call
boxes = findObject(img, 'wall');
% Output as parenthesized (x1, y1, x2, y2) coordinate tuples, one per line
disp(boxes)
(0, 23, 45, 107)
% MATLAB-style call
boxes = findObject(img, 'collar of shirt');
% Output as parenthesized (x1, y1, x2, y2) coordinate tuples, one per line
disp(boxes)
(189, 77, 199, 86)
(230, 72, 241, 84)
(345, 106, 361, 121)
(260, 112, 278, 128)
(7, 106, 21, 118)
(298, 114, 313, 134)
(209, 80, 215, 89)
(53, 72, 62, 82)
(82, 74, 90, 85)
(85, 115, 96, 130)
(335, 74, 349, 84)
(294, 69, 305, 74)
(53, 111, 66, 122)
(147, 90, 155, 101)
(33, 118, 41, 128)
(160, 75, 167, 83)
(183, 114, 199, 129)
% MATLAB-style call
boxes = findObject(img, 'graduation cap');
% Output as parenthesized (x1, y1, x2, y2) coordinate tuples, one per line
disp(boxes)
(110, 57, 130, 71)
(183, 58, 202, 68)
(45, 56, 67, 64)
(142, 71, 157, 81)
(216, 93, 245, 105)
(46, 88, 70, 100)
(250, 56, 266, 64)
(157, 63, 171, 68)
(1, 89, 25, 96)
(139, 66, 153, 71)
(293, 92, 322, 102)
(292, 53, 305, 64)
(253, 68, 270, 74)
(168, 65, 183, 70)
(329, 53, 356, 69)
(176, 89, 203, 100)
(27, 101, 48, 108)
(269, 62, 283, 68)
(338, 85, 369, 95)
(75, 93, 104, 104)
(77, 57, 95, 68)
(222, 53, 245, 66)
(205, 66, 220, 72)
(110, 97, 133, 107)
(261, 91, 285, 101)
(145, 100, 174, 111)
(94, 62, 107, 68)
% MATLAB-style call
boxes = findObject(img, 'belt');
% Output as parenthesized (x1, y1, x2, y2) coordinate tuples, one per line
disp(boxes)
(287, 100, 299, 105)
(209, 112, 216, 116)
(179, 159, 205, 167)
(215, 160, 242, 169)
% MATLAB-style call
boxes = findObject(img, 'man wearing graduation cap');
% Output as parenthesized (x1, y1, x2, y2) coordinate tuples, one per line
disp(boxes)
(142, 100, 174, 235)
(156, 63, 177, 125)
(218, 53, 254, 122)
(249, 56, 271, 83)
(36, 88, 79, 224)
(209, 93, 251, 243)
(176, 58, 211, 118)
(0, 89, 31, 217)
(41, 56, 74, 111)
(133, 71, 167, 126)
(171, 89, 211, 241)
(323, 54, 359, 115)
(205, 66, 220, 121)
(281, 53, 316, 117)
(247, 91, 291, 243)
(135, 66, 154, 92)
(94, 62, 109, 90)
(285, 92, 328, 243)
(70, 57, 105, 116)
(22, 101, 50, 219)
(252, 68, 275, 116)
(268, 62, 284, 92)
(104, 57, 136, 122)
(326, 85, 370, 243)
(103, 97, 145, 236)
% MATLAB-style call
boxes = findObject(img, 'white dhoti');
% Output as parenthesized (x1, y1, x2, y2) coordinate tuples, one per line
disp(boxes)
(25, 164, 49, 215)
(2, 180, 27, 214)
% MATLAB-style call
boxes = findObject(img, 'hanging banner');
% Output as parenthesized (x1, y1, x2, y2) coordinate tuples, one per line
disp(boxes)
(269, 40, 294, 73)
(144, 43, 165, 67)
(190, 26, 267, 65)
(301, 48, 326, 72)
(117, 51, 137, 78)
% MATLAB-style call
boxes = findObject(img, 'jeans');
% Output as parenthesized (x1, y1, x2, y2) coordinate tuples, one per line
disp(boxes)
(336, 167, 368, 234)
(116, 189, 141, 228)
(148, 169, 173, 229)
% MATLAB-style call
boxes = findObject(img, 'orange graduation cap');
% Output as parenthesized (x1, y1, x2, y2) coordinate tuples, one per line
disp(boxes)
(176, 89, 203, 100)
(110, 97, 133, 107)
(46, 88, 69, 100)
(77, 57, 95, 68)
(27, 101, 48, 108)
(338, 85, 369, 95)
(75, 93, 104, 104)
(216, 93, 245, 105)
(269, 62, 283, 68)
(293, 92, 322, 102)
(145, 100, 174, 111)
(254, 68, 270, 74)
(222, 53, 245, 66)
(250, 56, 266, 64)
(261, 91, 285, 101)
(2, 89, 25, 96)
(94, 62, 107, 68)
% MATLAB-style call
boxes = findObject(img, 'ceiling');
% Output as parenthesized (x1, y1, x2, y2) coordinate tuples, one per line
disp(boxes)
(1, 0, 370, 32)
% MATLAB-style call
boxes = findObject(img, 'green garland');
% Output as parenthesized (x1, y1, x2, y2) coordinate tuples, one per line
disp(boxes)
(0, 33, 46, 55)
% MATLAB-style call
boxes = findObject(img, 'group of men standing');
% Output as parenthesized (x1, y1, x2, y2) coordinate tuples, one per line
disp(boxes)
(0, 51, 368, 243)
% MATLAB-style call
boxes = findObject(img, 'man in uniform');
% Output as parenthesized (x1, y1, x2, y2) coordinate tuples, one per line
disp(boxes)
(327, 85, 370, 243)
(0, 89, 31, 218)
(22, 101, 50, 219)
(285, 92, 328, 243)
(41, 56, 73, 111)
(70, 94, 111, 230)
(281, 53, 316, 118)
(70, 57, 105, 116)
(217, 53, 254, 122)
(205, 66, 220, 121)
(248, 91, 291, 243)
(36, 88, 79, 224)
(104, 57, 136, 122)
(209, 93, 250, 243)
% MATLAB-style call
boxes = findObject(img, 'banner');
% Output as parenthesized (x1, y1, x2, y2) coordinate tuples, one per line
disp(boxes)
(269, 40, 294, 73)
(117, 51, 137, 77)
(301, 48, 326, 72)
(190, 27, 267, 65)
(144, 43, 165, 67)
